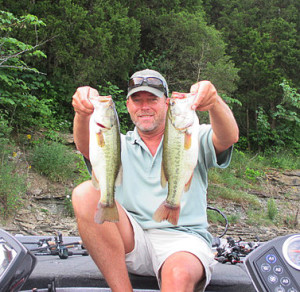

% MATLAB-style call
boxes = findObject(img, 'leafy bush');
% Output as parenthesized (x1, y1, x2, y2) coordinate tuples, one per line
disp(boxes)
(74, 156, 91, 185)
(0, 115, 13, 163)
(30, 141, 78, 182)
(0, 161, 26, 218)
(64, 189, 74, 217)
(267, 198, 278, 222)
(244, 167, 264, 182)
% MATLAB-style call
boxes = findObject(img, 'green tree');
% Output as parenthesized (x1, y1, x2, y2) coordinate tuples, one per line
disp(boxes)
(0, 10, 54, 130)
(1, 0, 141, 122)
(203, 0, 300, 151)
(145, 11, 239, 94)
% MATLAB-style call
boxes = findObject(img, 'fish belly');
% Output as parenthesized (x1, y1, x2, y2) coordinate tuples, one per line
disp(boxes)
(153, 116, 198, 225)
(89, 115, 121, 223)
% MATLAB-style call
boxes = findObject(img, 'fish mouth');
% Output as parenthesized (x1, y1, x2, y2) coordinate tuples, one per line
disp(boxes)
(96, 123, 111, 130)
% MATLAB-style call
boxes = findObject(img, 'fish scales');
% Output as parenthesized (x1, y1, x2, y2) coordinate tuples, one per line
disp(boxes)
(89, 95, 121, 224)
(153, 93, 199, 225)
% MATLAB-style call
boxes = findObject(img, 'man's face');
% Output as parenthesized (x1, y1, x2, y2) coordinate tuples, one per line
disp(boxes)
(127, 91, 168, 133)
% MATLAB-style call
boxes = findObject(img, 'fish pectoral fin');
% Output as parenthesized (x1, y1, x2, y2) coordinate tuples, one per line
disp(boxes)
(184, 174, 193, 192)
(184, 132, 192, 150)
(92, 171, 100, 190)
(160, 162, 168, 188)
(115, 164, 123, 186)
(96, 131, 105, 147)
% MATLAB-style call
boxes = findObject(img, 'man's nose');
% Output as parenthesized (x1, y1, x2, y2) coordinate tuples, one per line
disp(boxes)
(140, 100, 151, 109)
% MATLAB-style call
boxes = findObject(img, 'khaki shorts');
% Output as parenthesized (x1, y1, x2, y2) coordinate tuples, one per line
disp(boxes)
(124, 210, 216, 292)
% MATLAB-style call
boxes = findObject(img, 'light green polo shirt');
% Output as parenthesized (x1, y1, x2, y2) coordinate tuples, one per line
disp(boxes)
(113, 124, 232, 246)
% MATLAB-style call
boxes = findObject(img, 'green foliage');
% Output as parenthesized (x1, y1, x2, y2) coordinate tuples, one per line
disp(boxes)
(207, 208, 225, 223)
(0, 116, 25, 218)
(149, 11, 239, 93)
(0, 161, 26, 218)
(207, 208, 240, 225)
(244, 167, 264, 182)
(0, 1, 299, 153)
(263, 149, 300, 170)
(63, 189, 74, 217)
(267, 198, 278, 222)
(0, 10, 57, 132)
(0, 114, 13, 163)
(30, 141, 79, 182)
(203, 0, 300, 152)
(74, 156, 92, 186)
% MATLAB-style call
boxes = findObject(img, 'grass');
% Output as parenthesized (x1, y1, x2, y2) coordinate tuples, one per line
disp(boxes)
(29, 141, 80, 182)
(0, 161, 27, 219)
(0, 134, 299, 229)
(208, 148, 299, 229)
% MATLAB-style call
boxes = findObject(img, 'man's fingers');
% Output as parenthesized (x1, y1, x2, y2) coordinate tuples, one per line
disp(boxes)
(190, 81, 217, 111)
(72, 86, 97, 116)
(88, 87, 100, 98)
(171, 92, 187, 99)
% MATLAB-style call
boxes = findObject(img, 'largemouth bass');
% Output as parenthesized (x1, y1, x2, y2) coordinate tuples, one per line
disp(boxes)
(89, 95, 121, 224)
(153, 92, 199, 225)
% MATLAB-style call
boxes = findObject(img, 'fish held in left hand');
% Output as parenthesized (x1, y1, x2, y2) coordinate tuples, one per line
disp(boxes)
(89, 95, 122, 224)
(153, 92, 199, 225)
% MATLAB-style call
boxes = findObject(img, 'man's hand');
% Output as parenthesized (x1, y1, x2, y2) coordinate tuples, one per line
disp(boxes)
(190, 81, 218, 112)
(72, 86, 99, 116)
(72, 86, 99, 159)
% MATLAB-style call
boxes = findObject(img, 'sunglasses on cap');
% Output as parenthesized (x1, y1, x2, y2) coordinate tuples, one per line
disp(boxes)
(128, 77, 168, 96)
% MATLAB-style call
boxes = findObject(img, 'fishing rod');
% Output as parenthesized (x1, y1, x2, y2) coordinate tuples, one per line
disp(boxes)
(215, 236, 261, 264)
(23, 232, 88, 259)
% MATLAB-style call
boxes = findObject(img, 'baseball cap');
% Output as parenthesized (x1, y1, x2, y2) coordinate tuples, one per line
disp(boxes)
(127, 69, 169, 98)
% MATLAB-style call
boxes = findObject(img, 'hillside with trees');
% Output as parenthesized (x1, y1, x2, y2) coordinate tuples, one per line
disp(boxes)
(0, 1, 299, 229)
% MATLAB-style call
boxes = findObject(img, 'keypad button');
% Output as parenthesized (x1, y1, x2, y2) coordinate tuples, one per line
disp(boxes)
(287, 288, 298, 292)
(280, 277, 291, 286)
(266, 254, 277, 264)
(261, 263, 271, 272)
(275, 287, 286, 292)
(268, 274, 278, 284)
(273, 265, 283, 274)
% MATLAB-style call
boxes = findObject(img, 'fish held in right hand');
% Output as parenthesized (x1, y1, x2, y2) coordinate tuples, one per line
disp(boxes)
(89, 95, 122, 224)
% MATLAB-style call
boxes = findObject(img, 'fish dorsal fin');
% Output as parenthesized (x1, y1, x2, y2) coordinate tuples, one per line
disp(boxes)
(92, 170, 100, 190)
(97, 131, 105, 147)
(184, 132, 192, 150)
(161, 162, 168, 188)
(115, 164, 123, 186)
(184, 174, 193, 192)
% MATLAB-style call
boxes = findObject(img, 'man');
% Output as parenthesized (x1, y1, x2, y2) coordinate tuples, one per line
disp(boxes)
(72, 69, 239, 292)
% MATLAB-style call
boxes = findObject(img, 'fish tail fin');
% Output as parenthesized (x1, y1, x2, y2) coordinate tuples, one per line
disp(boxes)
(94, 201, 119, 224)
(153, 201, 180, 226)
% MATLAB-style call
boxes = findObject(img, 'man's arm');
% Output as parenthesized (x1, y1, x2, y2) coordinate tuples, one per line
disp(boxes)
(190, 81, 239, 154)
(72, 86, 98, 159)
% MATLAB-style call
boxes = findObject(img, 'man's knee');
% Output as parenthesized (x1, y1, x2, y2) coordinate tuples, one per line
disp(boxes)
(72, 180, 98, 220)
(161, 252, 205, 291)
(162, 265, 195, 288)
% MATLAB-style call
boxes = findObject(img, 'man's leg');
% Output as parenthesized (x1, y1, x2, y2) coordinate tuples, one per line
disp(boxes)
(160, 251, 205, 292)
(72, 180, 134, 292)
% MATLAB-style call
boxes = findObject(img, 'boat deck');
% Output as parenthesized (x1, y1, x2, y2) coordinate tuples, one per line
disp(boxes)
(17, 235, 255, 292)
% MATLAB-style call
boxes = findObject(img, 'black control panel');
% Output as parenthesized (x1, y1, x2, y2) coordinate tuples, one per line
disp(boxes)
(244, 234, 300, 292)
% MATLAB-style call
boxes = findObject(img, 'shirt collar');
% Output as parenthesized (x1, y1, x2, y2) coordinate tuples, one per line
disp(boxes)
(129, 127, 142, 145)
